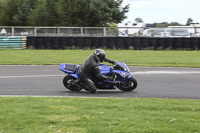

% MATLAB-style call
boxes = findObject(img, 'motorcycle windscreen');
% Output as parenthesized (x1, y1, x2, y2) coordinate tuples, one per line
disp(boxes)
(117, 62, 130, 72)
(98, 64, 111, 74)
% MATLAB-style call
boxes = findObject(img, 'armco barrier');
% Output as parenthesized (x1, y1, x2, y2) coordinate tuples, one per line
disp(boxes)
(26, 36, 200, 50)
(0, 36, 27, 49)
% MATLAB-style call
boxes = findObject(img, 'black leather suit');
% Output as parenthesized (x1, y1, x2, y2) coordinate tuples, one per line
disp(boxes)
(78, 53, 115, 92)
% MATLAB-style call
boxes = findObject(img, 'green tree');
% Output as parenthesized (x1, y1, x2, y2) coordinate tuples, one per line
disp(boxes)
(135, 17, 143, 23)
(0, 0, 4, 25)
(98, 0, 129, 26)
(156, 22, 181, 27)
(56, 0, 81, 26)
(13, 0, 37, 26)
(56, 0, 129, 27)
(27, 0, 48, 26)
(186, 18, 193, 26)
(45, 0, 59, 26)
(0, 0, 20, 26)
(168, 22, 181, 26)
(0, 0, 129, 27)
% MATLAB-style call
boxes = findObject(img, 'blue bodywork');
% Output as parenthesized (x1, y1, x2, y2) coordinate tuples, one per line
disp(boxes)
(59, 63, 80, 78)
(99, 62, 130, 79)
(59, 61, 131, 89)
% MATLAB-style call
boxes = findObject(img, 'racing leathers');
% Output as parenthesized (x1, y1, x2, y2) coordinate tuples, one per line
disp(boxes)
(78, 53, 115, 93)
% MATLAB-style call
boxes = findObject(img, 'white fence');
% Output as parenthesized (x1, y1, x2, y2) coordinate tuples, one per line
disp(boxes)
(1, 26, 200, 37)
(0, 27, 120, 37)
(0, 26, 149, 37)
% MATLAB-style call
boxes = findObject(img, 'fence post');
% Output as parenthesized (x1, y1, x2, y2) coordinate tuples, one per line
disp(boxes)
(12, 27, 14, 36)
(103, 28, 106, 37)
(58, 27, 60, 36)
(34, 27, 37, 36)
(81, 28, 83, 36)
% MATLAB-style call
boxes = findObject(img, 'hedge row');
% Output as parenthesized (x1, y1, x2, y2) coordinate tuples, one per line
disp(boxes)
(27, 36, 200, 50)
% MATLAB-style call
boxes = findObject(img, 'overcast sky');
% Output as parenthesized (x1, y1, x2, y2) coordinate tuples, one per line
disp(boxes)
(122, 0, 200, 24)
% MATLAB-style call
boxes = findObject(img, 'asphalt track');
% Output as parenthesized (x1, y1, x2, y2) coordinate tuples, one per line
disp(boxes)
(0, 65, 200, 99)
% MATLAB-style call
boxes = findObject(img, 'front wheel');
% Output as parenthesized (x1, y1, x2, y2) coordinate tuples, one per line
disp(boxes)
(63, 75, 82, 91)
(117, 77, 138, 91)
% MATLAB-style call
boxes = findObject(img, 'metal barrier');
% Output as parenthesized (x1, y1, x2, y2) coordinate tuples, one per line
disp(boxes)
(0, 26, 147, 37)
(1, 26, 200, 37)
(0, 27, 119, 37)
(0, 36, 27, 49)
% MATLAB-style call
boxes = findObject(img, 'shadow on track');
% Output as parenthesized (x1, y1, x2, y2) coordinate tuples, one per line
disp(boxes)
(58, 89, 138, 98)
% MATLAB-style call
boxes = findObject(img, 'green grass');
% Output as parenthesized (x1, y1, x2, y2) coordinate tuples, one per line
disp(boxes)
(0, 97, 200, 133)
(0, 49, 200, 67)
(1, 49, 200, 133)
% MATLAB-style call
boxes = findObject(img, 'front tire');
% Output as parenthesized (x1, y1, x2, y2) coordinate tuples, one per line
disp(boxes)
(63, 75, 82, 91)
(117, 77, 138, 91)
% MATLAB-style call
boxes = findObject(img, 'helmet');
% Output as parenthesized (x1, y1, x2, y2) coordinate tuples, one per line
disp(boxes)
(94, 49, 105, 62)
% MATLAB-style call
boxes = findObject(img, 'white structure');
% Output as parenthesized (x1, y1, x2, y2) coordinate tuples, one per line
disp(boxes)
(0, 28, 7, 34)
(117, 23, 146, 36)
(143, 28, 165, 37)
(143, 28, 190, 37)
(164, 28, 190, 37)
(168, 24, 200, 34)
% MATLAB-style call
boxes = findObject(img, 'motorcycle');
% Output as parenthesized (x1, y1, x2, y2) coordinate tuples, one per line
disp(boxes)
(59, 61, 137, 92)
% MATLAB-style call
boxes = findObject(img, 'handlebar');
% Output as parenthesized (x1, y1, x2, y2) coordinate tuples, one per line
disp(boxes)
(111, 63, 118, 69)
(111, 63, 124, 71)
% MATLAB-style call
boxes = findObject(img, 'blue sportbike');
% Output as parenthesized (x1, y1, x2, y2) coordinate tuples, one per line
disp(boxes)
(59, 62, 137, 92)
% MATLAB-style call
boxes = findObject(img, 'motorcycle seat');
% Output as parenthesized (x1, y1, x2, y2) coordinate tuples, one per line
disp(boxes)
(65, 64, 77, 72)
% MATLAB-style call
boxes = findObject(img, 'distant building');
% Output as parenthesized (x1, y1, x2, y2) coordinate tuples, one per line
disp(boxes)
(117, 22, 156, 36)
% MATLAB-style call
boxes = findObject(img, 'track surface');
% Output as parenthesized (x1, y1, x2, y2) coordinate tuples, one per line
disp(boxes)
(0, 65, 200, 99)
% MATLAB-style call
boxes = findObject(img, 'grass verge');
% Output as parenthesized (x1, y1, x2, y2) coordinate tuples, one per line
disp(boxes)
(0, 49, 200, 67)
(1, 50, 200, 133)
(0, 97, 200, 133)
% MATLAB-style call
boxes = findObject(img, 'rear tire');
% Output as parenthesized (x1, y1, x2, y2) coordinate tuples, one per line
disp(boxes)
(63, 75, 82, 91)
(117, 77, 138, 91)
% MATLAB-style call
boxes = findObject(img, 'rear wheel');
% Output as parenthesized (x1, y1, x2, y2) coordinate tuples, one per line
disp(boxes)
(63, 75, 82, 91)
(117, 77, 138, 91)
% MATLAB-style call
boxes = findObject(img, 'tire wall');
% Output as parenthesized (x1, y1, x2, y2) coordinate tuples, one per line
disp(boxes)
(27, 36, 200, 50)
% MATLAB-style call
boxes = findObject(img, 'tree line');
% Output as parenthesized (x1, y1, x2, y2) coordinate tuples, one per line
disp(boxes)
(0, 0, 129, 27)
(134, 17, 199, 27)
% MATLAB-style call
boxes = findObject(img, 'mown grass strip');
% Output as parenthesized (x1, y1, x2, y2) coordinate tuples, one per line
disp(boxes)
(0, 97, 200, 133)
(0, 49, 200, 67)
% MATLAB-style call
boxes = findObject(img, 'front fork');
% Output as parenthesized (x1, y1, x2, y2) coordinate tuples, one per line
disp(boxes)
(112, 73, 125, 86)
(116, 74, 131, 86)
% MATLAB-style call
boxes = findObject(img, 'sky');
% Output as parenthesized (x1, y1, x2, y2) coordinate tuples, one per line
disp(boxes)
(122, 0, 200, 25)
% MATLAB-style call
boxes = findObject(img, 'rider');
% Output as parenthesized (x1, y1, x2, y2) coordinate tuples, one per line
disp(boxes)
(78, 49, 116, 93)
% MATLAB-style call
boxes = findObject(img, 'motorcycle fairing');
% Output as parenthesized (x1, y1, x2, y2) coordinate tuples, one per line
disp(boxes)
(112, 70, 130, 78)
(98, 64, 111, 74)
(70, 74, 79, 78)
(59, 63, 80, 78)
(98, 62, 130, 78)
(117, 62, 130, 73)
